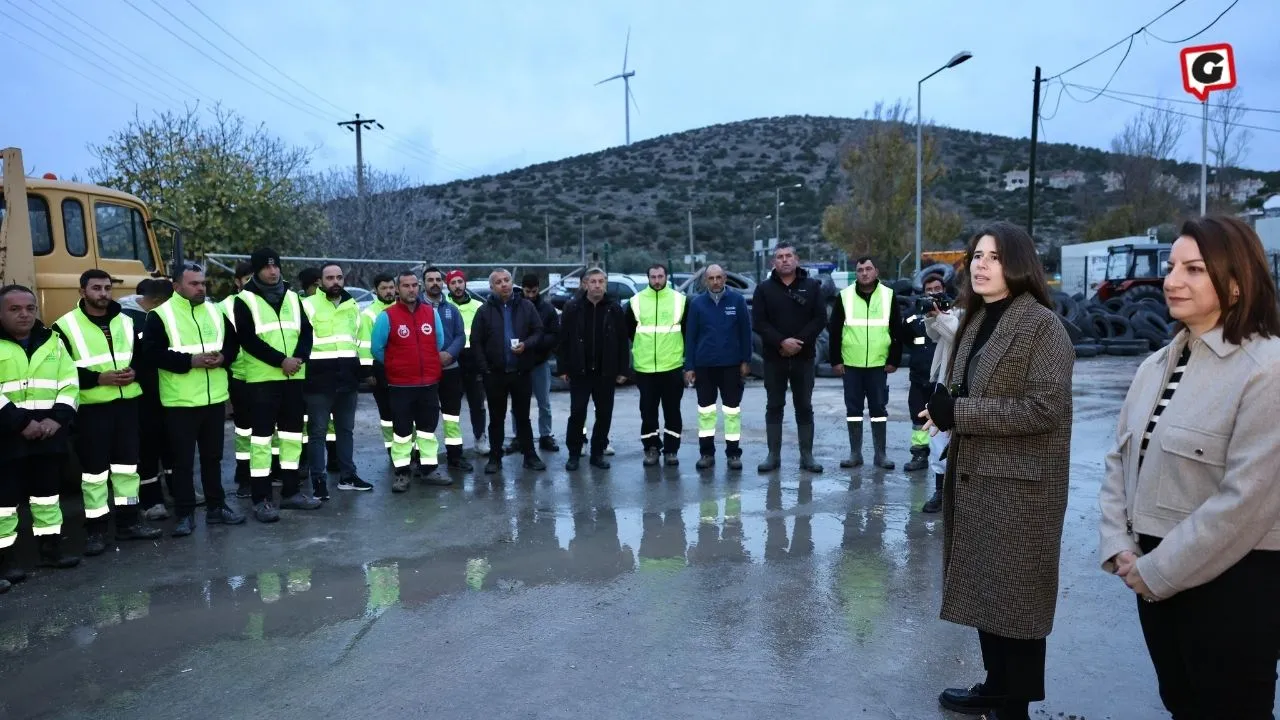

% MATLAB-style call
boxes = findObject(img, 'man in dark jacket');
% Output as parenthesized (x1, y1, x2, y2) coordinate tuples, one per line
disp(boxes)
(556, 268, 629, 471)
(505, 274, 561, 454)
(750, 243, 827, 473)
(422, 267, 469, 472)
(122, 278, 175, 521)
(0, 284, 82, 585)
(470, 269, 545, 474)
(684, 264, 752, 471)
(901, 273, 945, 473)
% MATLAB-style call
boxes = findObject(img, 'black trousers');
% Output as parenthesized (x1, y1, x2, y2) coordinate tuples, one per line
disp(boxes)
(1137, 534, 1280, 719)
(138, 397, 174, 507)
(484, 371, 533, 461)
(762, 357, 815, 426)
(248, 380, 305, 502)
(371, 373, 392, 452)
(164, 404, 227, 516)
(389, 385, 440, 470)
(439, 367, 464, 461)
(229, 377, 253, 487)
(0, 455, 65, 540)
(978, 629, 1046, 704)
(842, 366, 888, 419)
(462, 370, 487, 439)
(635, 369, 684, 454)
(566, 373, 616, 458)
(75, 399, 141, 530)
(694, 366, 744, 457)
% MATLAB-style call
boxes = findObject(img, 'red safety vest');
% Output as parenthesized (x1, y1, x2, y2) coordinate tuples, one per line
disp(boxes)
(382, 301, 442, 386)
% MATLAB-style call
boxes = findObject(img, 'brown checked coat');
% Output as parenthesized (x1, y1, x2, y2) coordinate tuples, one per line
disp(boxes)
(941, 291, 1075, 640)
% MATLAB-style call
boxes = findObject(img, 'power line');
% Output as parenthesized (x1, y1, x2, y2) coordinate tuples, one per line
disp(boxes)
(1067, 83, 1280, 115)
(0, 28, 157, 112)
(1045, 0, 1188, 81)
(1062, 84, 1280, 134)
(144, 0, 335, 119)
(183, 0, 350, 117)
(1142, 0, 1240, 43)
(1065, 35, 1134, 104)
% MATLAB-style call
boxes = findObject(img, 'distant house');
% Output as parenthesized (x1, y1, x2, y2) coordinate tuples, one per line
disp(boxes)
(1003, 169, 1029, 191)
(1045, 170, 1087, 190)
(1101, 171, 1123, 193)
(1228, 177, 1266, 204)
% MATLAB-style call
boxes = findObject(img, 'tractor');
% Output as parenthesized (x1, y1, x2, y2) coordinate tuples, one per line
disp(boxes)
(1094, 243, 1171, 303)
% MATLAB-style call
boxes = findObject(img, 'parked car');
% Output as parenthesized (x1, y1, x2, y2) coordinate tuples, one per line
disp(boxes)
(346, 286, 375, 310)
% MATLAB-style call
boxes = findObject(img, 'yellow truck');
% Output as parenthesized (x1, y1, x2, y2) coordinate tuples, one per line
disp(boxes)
(1, 147, 165, 321)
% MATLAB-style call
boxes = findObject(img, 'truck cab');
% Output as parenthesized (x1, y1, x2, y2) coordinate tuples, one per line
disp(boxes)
(1, 147, 162, 322)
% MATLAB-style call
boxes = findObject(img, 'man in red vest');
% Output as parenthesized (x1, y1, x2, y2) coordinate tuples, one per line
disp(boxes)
(370, 270, 451, 493)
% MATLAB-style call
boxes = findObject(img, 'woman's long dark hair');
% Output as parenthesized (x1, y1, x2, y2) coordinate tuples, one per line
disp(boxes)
(946, 221, 1053, 384)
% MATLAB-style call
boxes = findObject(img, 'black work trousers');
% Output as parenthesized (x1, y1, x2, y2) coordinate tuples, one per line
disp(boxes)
(164, 404, 227, 517)
(462, 370, 487, 440)
(694, 366, 744, 457)
(484, 371, 533, 461)
(1137, 534, 1280, 719)
(978, 629, 1046, 710)
(566, 373, 616, 459)
(229, 377, 253, 488)
(248, 380, 305, 503)
(635, 369, 684, 454)
(841, 366, 888, 420)
(371, 373, 393, 453)
(138, 397, 174, 508)
(439, 367, 464, 461)
(762, 357, 815, 426)
(389, 385, 440, 471)
(75, 399, 141, 531)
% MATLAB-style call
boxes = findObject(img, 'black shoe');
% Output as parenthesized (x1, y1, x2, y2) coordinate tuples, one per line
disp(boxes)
(83, 533, 108, 557)
(420, 468, 454, 486)
(447, 457, 474, 472)
(206, 504, 246, 525)
(904, 447, 930, 472)
(313, 479, 330, 502)
(337, 477, 375, 491)
(643, 449, 659, 467)
(727, 457, 743, 471)
(484, 460, 501, 475)
(117, 523, 164, 540)
(696, 455, 715, 470)
(253, 502, 280, 523)
(280, 493, 323, 510)
(523, 456, 546, 471)
(565, 456, 580, 471)
(939, 683, 1006, 714)
(235, 482, 252, 499)
(0, 558, 26, 585)
(171, 514, 195, 537)
(922, 492, 943, 513)
(663, 454, 679, 467)
(503, 441, 520, 456)
(391, 474, 411, 493)
(539, 436, 559, 452)
(38, 537, 80, 569)
(589, 456, 611, 469)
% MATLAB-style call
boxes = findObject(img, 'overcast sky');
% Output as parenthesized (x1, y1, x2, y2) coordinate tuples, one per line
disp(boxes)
(3, 0, 1277, 186)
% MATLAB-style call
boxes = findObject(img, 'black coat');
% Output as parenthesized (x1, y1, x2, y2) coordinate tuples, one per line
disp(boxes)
(527, 295, 561, 367)
(470, 294, 545, 374)
(750, 268, 827, 361)
(0, 324, 77, 460)
(556, 295, 629, 377)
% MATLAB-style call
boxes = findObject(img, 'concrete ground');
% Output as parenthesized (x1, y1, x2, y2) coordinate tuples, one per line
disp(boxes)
(0, 356, 1269, 719)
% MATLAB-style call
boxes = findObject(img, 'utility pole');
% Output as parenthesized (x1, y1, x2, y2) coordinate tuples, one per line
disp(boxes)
(544, 213, 550, 258)
(687, 208, 695, 271)
(1027, 67, 1042, 237)
(337, 113, 383, 201)
(1200, 100, 1209, 216)
(580, 216, 586, 266)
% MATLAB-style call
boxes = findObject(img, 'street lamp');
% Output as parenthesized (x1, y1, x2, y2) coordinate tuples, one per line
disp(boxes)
(775, 182, 803, 246)
(915, 50, 972, 276)
(754, 214, 773, 282)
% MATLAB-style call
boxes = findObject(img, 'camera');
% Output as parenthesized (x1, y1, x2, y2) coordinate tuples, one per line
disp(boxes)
(915, 292, 953, 315)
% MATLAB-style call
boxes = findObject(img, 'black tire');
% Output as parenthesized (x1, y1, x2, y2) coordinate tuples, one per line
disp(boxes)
(1089, 312, 1114, 339)
(1104, 339, 1149, 356)
(1060, 319, 1084, 344)
(1104, 297, 1126, 313)
(1074, 343, 1100, 358)
(1123, 285, 1165, 304)
(1104, 313, 1134, 340)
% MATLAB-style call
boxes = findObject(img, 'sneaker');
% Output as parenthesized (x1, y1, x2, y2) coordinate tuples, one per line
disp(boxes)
(523, 456, 546, 471)
(171, 514, 195, 536)
(253, 502, 279, 523)
(539, 436, 559, 452)
(605, 442, 615, 456)
(474, 434, 490, 456)
(206, 504, 246, 525)
(420, 468, 454, 486)
(279, 493, 323, 510)
(313, 479, 330, 502)
(337, 477, 374, 492)
(144, 503, 170, 521)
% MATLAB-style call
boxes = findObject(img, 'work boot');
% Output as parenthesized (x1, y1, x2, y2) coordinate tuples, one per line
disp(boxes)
(484, 459, 501, 475)
(727, 456, 743, 471)
(235, 482, 252, 499)
(840, 422, 864, 468)
(696, 455, 715, 470)
(922, 473, 944, 513)
(205, 504, 246, 525)
(420, 467, 454, 486)
(37, 537, 80, 569)
(663, 454, 679, 467)
(565, 454, 581, 471)
(446, 447, 473, 472)
(83, 532, 108, 557)
(144, 503, 170, 521)
(523, 455, 547, 471)
(757, 423, 782, 473)
(871, 423, 895, 469)
(643, 449, 660, 467)
(117, 522, 164, 540)
(171, 514, 195, 537)
(0, 551, 26, 586)
(904, 446, 930, 472)
(391, 471, 411, 493)
(798, 424, 824, 473)
(539, 436, 559, 452)
(253, 502, 279, 523)
(589, 456, 611, 470)
(279, 493, 322, 510)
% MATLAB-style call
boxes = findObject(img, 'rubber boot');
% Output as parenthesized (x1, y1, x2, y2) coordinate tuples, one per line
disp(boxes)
(840, 422, 864, 468)
(798, 424, 823, 473)
(904, 446, 930, 472)
(871, 423, 895, 470)
(922, 472, 944, 513)
(756, 423, 782, 473)
(37, 536, 81, 569)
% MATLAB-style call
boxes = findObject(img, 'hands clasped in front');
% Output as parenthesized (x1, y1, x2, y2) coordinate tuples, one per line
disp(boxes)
(1112, 550, 1159, 603)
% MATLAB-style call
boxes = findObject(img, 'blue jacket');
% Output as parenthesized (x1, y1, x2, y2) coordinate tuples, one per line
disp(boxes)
(684, 289, 753, 370)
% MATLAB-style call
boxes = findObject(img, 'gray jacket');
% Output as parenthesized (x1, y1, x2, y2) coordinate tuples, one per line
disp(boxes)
(1098, 327, 1280, 599)
(923, 309, 961, 384)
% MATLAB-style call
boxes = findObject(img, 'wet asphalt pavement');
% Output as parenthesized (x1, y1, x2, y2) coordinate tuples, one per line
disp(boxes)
(1, 356, 1270, 719)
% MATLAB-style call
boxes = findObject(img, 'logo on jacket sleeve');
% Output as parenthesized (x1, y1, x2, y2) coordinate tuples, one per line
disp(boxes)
(397, 324, 410, 338)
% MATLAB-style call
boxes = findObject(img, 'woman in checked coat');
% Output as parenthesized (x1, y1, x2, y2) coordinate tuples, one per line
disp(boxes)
(919, 221, 1075, 720)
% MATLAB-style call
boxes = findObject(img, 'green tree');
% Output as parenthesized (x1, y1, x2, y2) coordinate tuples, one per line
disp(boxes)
(88, 104, 325, 262)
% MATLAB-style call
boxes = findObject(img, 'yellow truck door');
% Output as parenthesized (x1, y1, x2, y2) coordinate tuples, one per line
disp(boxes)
(87, 195, 159, 301)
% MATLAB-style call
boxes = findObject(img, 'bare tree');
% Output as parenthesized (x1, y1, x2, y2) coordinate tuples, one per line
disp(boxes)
(300, 166, 460, 284)
(1098, 101, 1187, 236)
(1209, 88, 1253, 208)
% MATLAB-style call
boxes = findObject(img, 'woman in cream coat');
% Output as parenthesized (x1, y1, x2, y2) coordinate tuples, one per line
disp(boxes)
(1098, 215, 1280, 718)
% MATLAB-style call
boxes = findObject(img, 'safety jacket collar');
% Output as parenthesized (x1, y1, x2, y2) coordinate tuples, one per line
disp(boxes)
(0, 322, 54, 358)
(75, 298, 123, 323)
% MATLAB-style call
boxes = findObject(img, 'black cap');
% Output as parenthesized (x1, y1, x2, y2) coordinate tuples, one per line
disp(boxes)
(251, 248, 281, 274)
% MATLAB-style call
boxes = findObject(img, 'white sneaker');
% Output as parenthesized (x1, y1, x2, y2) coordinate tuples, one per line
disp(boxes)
(144, 503, 170, 521)
(474, 434, 490, 456)
(605, 443, 615, 456)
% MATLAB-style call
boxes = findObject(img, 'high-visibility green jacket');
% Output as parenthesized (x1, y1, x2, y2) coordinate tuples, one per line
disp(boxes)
(628, 286, 687, 374)
(54, 302, 142, 405)
(148, 294, 232, 407)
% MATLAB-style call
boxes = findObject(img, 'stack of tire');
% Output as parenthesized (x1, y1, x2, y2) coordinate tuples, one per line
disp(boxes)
(1053, 287, 1172, 358)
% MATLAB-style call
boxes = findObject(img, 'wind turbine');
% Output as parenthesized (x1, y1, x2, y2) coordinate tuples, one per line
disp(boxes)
(596, 28, 638, 145)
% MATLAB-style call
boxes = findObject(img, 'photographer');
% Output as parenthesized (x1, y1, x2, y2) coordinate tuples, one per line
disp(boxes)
(903, 275, 951, 474)
(920, 273, 961, 513)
